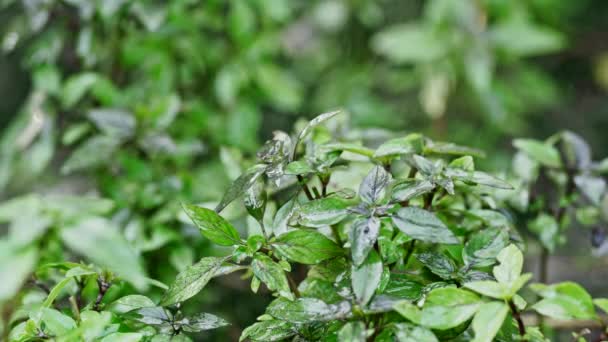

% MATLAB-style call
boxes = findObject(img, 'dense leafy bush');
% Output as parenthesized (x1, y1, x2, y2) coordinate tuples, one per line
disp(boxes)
(6, 111, 607, 341)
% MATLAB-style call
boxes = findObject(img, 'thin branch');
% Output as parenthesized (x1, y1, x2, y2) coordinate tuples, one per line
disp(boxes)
(312, 186, 321, 199)
(286, 274, 301, 298)
(297, 175, 314, 201)
(93, 278, 111, 311)
(320, 174, 330, 197)
(509, 299, 527, 338)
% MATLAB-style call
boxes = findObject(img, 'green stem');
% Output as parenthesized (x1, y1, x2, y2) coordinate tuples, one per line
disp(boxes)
(331, 225, 342, 246)
(297, 175, 314, 201)
(403, 240, 417, 266)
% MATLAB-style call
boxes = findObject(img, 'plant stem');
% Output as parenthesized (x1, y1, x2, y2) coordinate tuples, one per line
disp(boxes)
(93, 278, 111, 311)
(403, 240, 417, 266)
(69, 296, 80, 321)
(330, 225, 342, 246)
(312, 186, 321, 199)
(297, 175, 314, 201)
(539, 247, 549, 285)
(259, 220, 268, 240)
(286, 274, 301, 298)
(320, 174, 330, 197)
(509, 299, 527, 339)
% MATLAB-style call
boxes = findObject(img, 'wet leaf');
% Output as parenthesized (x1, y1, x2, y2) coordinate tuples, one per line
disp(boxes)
(266, 297, 351, 323)
(338, 321, 367, 342)
(297, 197, 352, 227)
(391, 180, 435, 203)
(350, 217, 381, 266)
(252, 254, 293, 300)
(416, 252, 457, 279)
(352, 250, 383, 305)
(391, 207, 459, 244)
(161, 257, 227, 306)
(359, 165, 391, 204)
(240, 320, 296, 341)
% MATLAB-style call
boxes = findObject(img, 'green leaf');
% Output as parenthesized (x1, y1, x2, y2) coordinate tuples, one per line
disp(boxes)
(266, 297, 351, 323)
(383, 274, 423, 300)
(338, 321, 367, 342)
(463, 281, 508, 300)
(350, 217, 380, 266)
(215, 164, 268, 213)
(252, 254, 293, 300)
(240, 320, 296, 342)
(87, 108, 136, 139)
(62, 123, 91, 145)
(299, 278, 342, 304)
(320, 143, 375, 158)
(0, 240, 38, 301)
(43, 277, 74, 308)
(395, 288, 481, 330)
(410, 155, 441, 176)
(391, 207, 459, 244)
(179, 313, 229, 332)
(273, 229, 343, 264)
(108, 295, 156, 314)
(271, 199, 297, 236)
(297, 197, 352, 227)
(560, 131, 591, 170)
(574, 175, 606, 206)
(100, 333, 143, 342)
(513, 139, 561, 168)
(182, 204, 241, 246)
(493, 244, 523, 286)
(292, 110, 341, 158)
(416, 252, 457, 279)
(491, 20, 564, 57)
(60, 217, 148, 291)
(531, 282, 597, 320)
(463, 227, 509, 267)
(359, 165, 391, 204)
(61, 135, 120, 174)
(424, 141, 486, 158)
(62, 72, 98, 108)
(255, 64, 302, 111)
(471, 302, 509, 342)
(393, 323, 438, 342)
(373, 134, 422, 158)
(352, 250, 383, 306)
(593, 298, 608, 314)
(528, 213, 561, 252)
(372, 23, 446, 63)
(40, 308, 76, 336)
(285, 161, 315, 175)
(160, 256, 227, 306)
(244, 177, 266, 222)
(449, 156, 475, 171)
(446, 169, 513, 189)
(391, 180, 435, 203)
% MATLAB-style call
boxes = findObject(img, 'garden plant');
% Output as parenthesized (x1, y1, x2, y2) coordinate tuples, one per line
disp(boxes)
(6, 111, 608, 341)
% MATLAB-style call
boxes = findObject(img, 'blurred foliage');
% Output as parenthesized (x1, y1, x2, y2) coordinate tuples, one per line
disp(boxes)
(1, 0, 608, 340)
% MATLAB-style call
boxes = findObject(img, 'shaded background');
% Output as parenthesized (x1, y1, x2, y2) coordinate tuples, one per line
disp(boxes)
(1, 0, 608, 340)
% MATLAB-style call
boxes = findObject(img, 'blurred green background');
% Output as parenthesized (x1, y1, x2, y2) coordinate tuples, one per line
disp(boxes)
(1, 0, 608, 340)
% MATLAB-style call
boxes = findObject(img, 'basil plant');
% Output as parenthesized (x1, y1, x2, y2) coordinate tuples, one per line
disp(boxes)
(9, 111, 608, 341)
